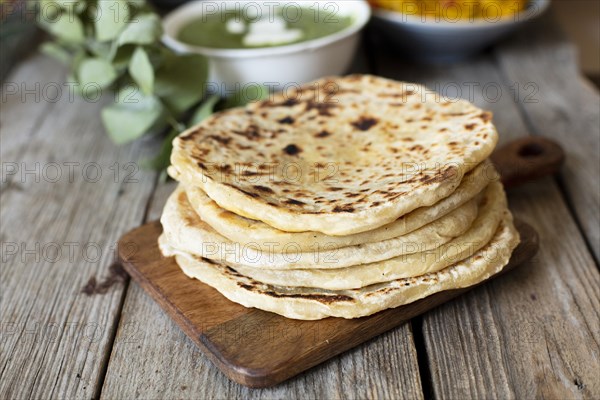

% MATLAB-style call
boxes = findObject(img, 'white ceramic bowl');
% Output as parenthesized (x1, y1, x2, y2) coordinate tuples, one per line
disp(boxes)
(371, 0, 550, 63)
(163, 1, 371, 92)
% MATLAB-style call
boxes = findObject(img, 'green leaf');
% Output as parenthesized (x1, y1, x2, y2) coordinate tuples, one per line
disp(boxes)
(142, 127, 179, 171)
(126, 0, 151, 13)
(87, 40, 113, 59)
(40, 42, 71, 65)
(74, 1, 87, 14)
(111, 45, 135, 71)
(40, 12, 85, 43)
(155, 53, 208, 115)
(39, 0, 83, 18)
(95, 0, 130, 42)
(143, 94, 221, 171)
(129, 47, 154, 95)
(55, 0, 83, 11)
(117, 13, 162, 46)
(102, 88, 164, 144)
(189, 94, 220, 126)
(222, 84, 270, 109)
(78, 57, 117, 89)
(71, 49, 86, 76)
(38, 0, 62, 20)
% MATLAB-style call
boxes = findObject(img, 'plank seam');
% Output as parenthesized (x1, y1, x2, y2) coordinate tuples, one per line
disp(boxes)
(553, 175, 600, 268)
(93, 278, 131, 400)
(411, 317, 434, 399)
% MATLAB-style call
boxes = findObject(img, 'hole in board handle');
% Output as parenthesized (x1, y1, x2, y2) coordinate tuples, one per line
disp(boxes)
(518, 143, 544, 158)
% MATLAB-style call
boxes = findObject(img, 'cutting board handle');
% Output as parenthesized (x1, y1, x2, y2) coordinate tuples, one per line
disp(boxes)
(490, 137, 565, 188)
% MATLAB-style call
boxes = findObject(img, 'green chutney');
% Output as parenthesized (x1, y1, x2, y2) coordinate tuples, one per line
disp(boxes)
(177, 7, 355, 49)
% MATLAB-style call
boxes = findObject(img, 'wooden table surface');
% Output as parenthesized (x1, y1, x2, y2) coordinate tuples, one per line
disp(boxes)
(1, 15, 599, 400)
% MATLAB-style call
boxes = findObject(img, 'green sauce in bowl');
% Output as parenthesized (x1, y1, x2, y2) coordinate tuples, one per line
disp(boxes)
(177, 7, 355, 49)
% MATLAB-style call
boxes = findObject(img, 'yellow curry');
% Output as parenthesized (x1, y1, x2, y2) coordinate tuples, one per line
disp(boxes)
(370, 0, 528, 20)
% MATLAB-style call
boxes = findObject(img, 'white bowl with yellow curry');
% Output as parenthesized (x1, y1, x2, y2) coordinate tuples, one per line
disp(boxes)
(370, 0, 550, 62)
(163, 1, 371, 92)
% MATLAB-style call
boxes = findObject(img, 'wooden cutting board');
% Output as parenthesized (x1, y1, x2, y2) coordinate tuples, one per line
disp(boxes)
(119, 221, 538, 388)
(118, 136, 561, 388)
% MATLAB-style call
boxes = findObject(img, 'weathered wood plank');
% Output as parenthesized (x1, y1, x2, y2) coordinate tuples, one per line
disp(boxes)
(425, 180, 600, 399)
(371, 24, 600, 398)
(0, 54, 159, 399)
(494, 15, 600, 260)
(0, 54, 63, 161)
(100, 179, 424, 398)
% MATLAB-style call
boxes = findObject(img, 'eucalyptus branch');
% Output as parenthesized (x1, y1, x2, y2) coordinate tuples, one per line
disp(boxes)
(37, 0, 270, 172)
(37, 0, 208, 162)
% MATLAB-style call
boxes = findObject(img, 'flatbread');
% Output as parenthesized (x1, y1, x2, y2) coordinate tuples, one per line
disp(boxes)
(230, 182, 505, 289)
(170, 75, 498, 235)
(162, 181, 506, 288)
(179, 160, 497, 252)
(166, 211, 519, 320)
(161, 186, 480, 271)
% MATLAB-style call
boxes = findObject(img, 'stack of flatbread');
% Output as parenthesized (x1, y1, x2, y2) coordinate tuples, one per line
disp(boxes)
(159, 75, 519, 320)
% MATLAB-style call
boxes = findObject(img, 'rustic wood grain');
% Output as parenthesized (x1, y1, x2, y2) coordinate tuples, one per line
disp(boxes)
(494, 15, 600, 260)
(0, 54, 160, 399)
(101, 182, 425, 398)
(371, 26, 600, 399)
(0, 55, 63, 162)
(425, 180, 600, 399)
